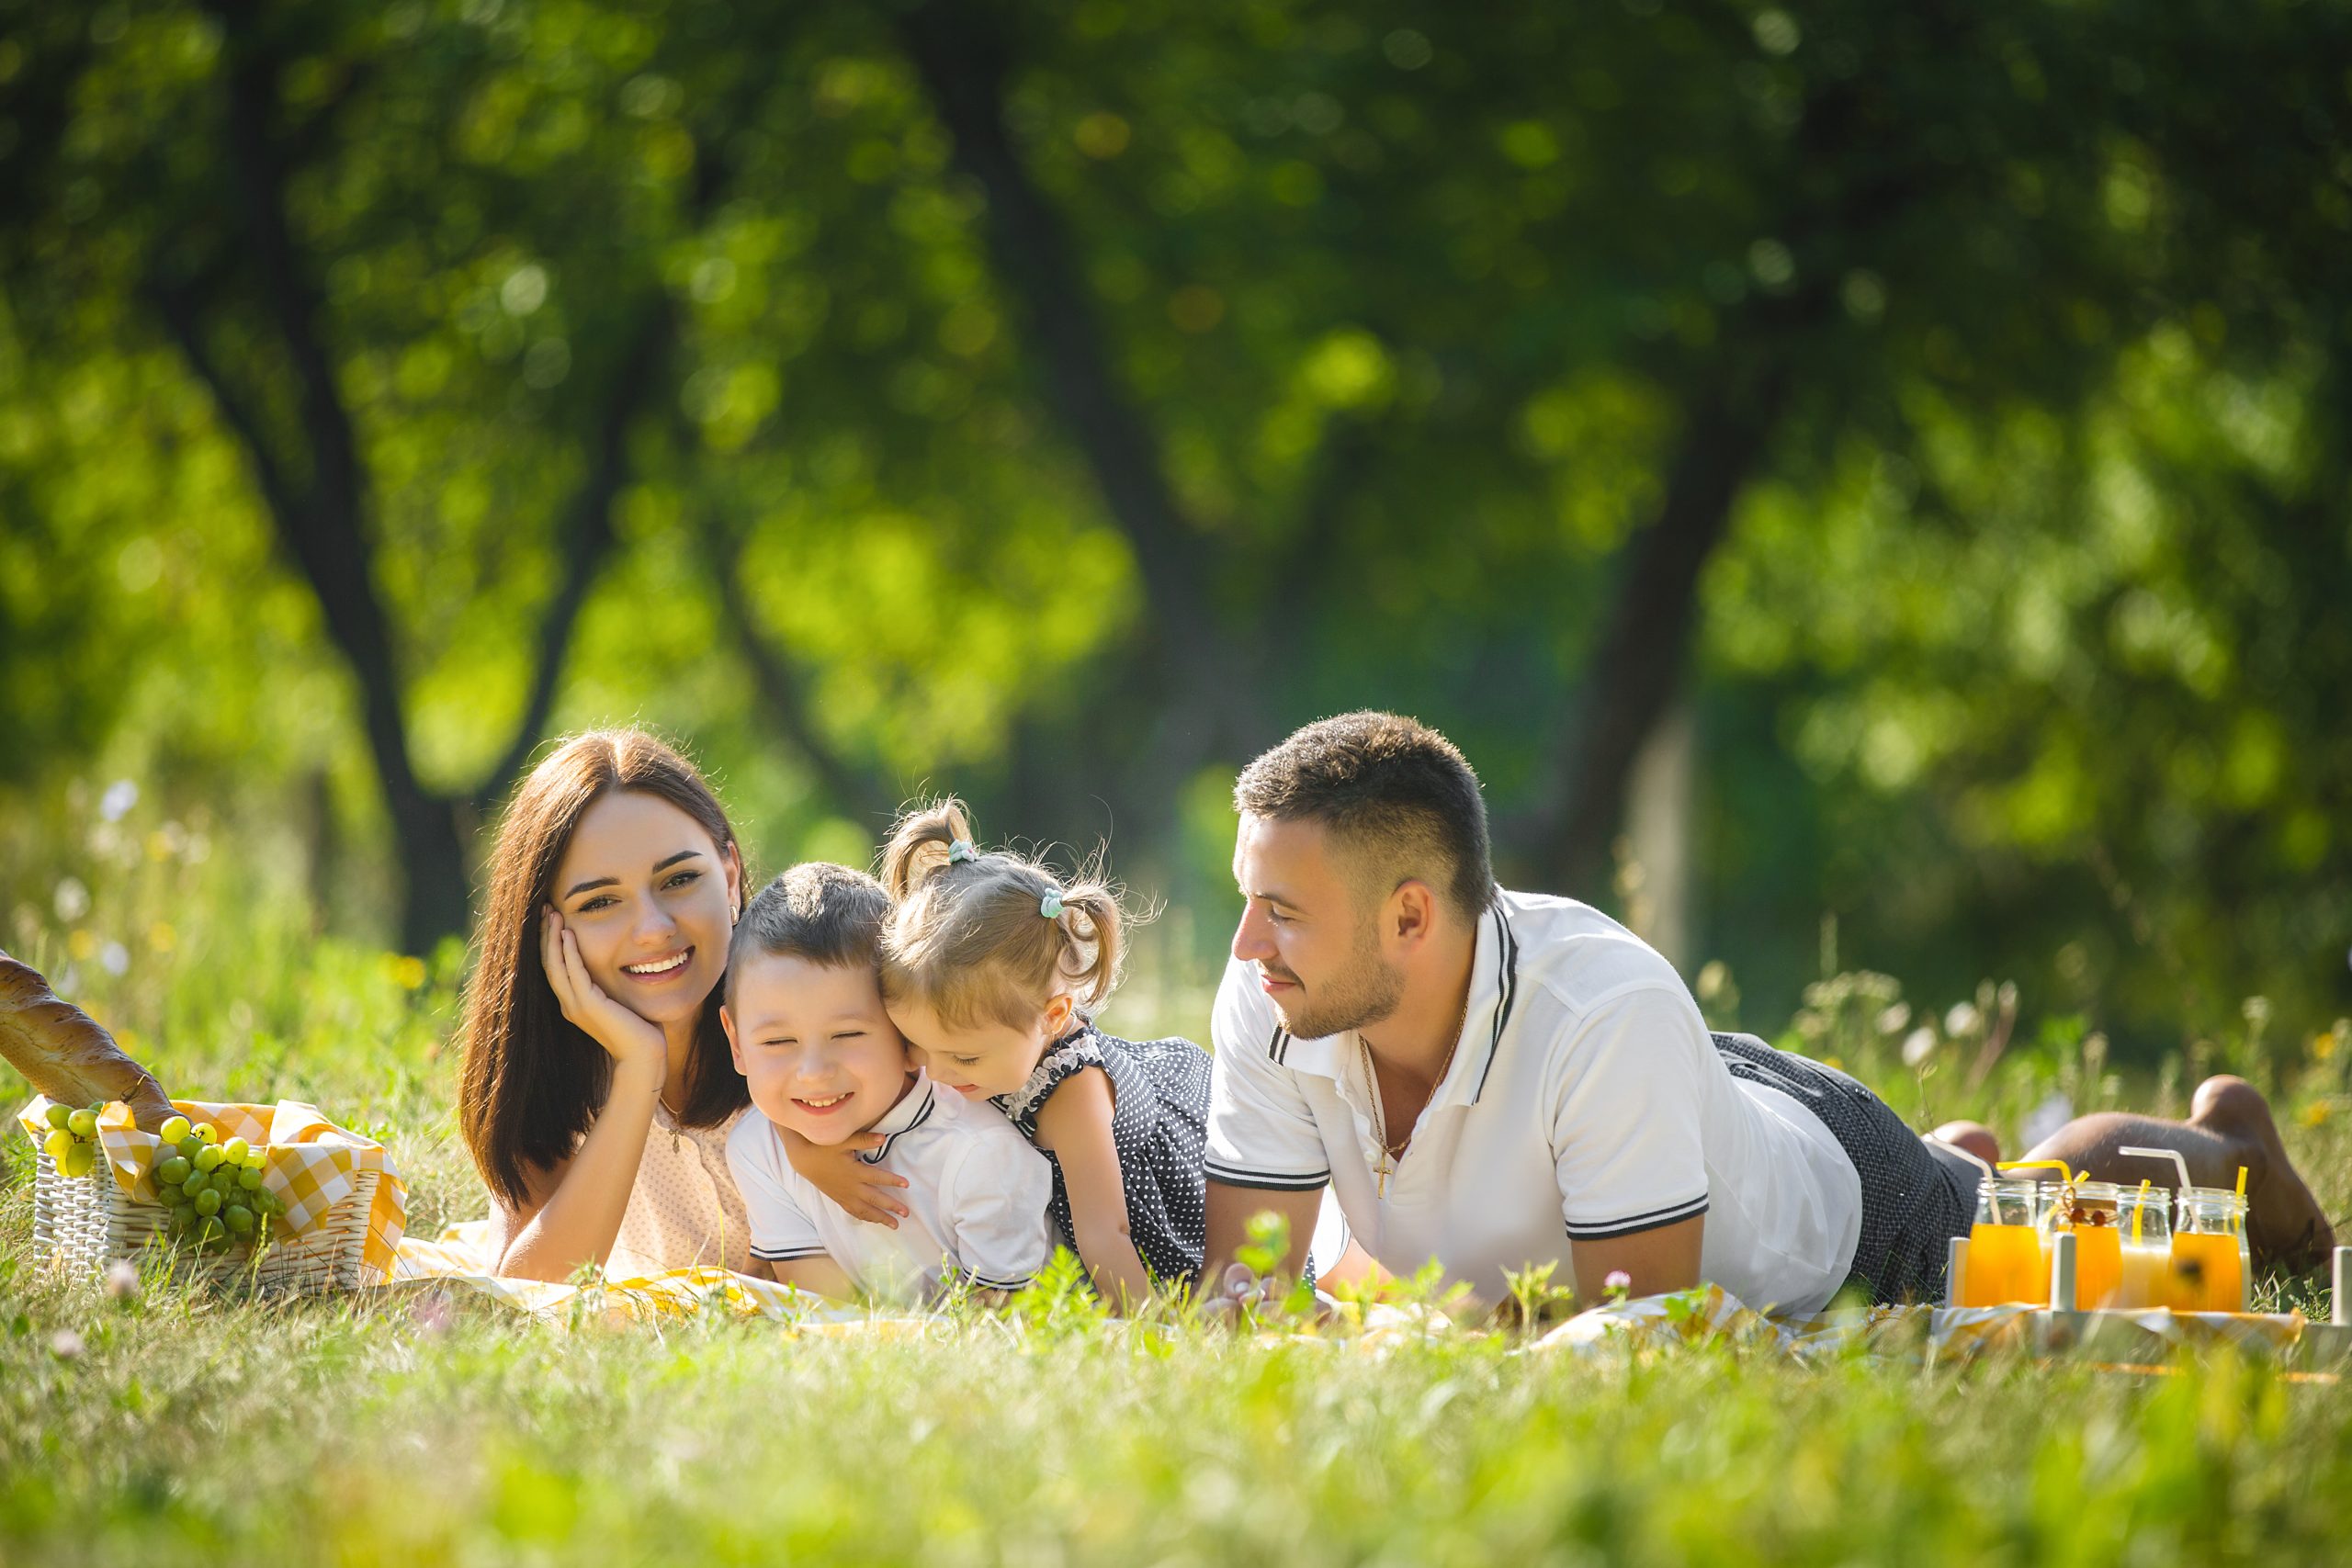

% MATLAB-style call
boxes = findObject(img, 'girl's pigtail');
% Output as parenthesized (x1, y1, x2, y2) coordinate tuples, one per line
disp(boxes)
(1055, 881, 1125, 1012)
(882, 797, 975, 900)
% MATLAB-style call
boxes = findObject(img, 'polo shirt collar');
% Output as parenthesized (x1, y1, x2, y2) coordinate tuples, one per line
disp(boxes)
(1266, 893, 1521, 1108)
(1449, 897, 1521, 1108)
(855, 1069, 938, 1164)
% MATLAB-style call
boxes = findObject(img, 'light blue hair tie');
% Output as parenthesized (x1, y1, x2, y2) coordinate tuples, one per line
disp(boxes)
(1039, 891, 1065, 919)
(946, 839, 977, 864)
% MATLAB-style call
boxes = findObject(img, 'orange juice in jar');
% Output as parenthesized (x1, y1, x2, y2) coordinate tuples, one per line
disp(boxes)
(2113, 1184, 2176, 1310)
(2049, 1180, 2124, 1309)
(1962, 1177, 2049, 1307)
(2168, 1187, 2250, 1313)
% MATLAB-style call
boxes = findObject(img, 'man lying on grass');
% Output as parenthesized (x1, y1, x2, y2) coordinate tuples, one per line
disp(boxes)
(723, 863, 1054, 1303)
(1202, 712, 2335, 1314)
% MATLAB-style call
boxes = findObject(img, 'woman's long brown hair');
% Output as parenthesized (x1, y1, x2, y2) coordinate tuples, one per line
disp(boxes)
(456, 729, 750, 1211)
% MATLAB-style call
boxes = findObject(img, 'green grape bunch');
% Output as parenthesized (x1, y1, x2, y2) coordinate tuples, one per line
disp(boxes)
(40, 1103, 283, 1258)
(39, 1100, 108, 1179)
(146, 1114, 280, 1256)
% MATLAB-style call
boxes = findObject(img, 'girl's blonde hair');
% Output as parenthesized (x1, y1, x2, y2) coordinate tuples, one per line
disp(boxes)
(878, 798, 1125, 1032)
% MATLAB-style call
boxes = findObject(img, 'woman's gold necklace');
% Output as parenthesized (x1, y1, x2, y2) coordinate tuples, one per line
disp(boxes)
(1356, 983, 1473, 1199)
(659, 1074, 685, 1148)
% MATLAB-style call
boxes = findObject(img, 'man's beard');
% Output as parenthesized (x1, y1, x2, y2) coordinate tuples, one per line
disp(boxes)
(1271, 924, 1405, 1041)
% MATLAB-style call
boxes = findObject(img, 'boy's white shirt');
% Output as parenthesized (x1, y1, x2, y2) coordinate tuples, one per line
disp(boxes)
(727, 1068, 1055, 1302)
(1206, 889, 1865, 1314)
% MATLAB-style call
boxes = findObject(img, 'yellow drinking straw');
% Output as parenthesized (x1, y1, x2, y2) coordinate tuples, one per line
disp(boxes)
(2235, 1165, 2248, 1199)
(1996, 1160, 2073, 1179)
(2132, 1177, 2151, 1243)
(2235, 1166, 2249, 1234)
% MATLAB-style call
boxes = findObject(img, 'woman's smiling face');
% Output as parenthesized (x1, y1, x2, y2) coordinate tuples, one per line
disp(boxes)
(548, 789, 741, 1029)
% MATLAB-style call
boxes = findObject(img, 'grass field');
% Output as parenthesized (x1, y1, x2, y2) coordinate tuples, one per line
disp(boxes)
(6, 833, 2352, 1564)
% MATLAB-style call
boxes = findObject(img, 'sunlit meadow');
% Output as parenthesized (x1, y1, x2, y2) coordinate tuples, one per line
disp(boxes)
(6, 783, 2351, 1565)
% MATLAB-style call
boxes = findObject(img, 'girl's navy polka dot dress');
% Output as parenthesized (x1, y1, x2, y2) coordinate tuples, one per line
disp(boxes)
(995, 1024, 1210, 1287)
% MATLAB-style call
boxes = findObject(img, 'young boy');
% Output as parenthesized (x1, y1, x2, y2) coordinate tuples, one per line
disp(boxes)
(722, 862, 1053, 1303)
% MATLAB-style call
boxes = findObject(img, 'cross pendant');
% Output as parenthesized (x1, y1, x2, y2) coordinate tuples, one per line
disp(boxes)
(1374, 1152, 1394, 1199)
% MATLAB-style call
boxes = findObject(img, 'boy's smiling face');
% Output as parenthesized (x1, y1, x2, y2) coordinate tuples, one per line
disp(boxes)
(723, 952, 915, 1144)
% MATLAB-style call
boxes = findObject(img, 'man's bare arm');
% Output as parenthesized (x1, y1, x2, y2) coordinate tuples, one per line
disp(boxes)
(1567, 1213, 1705, 1303)
(1203, 1179, 1325, 1286)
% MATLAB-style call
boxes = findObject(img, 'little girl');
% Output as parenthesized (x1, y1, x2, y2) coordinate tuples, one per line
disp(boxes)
(788, 800, 1209, 1304)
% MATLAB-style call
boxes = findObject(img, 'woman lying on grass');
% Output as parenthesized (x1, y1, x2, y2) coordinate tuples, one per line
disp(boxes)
(456, 729, 760, 1282)
(453, 731, 1040, 1290)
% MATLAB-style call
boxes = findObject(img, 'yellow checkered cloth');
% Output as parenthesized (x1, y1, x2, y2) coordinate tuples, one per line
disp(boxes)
(388, 1220, 894, 1326)
(17, 1095, 407, 1278)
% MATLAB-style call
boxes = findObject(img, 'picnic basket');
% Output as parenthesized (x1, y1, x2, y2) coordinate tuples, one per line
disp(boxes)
(19, 1097, 405, 1296)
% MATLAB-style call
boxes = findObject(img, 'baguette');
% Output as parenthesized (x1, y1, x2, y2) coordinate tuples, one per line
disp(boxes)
(0, 949, 175, 1130)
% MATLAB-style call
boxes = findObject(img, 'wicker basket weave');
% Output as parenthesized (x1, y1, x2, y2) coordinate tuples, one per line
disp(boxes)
(28, 1143, 383, 1296)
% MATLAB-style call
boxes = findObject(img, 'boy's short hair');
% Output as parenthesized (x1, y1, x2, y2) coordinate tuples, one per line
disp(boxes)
(1233, 711, 1494, 921)
(727, 863, 891, 997)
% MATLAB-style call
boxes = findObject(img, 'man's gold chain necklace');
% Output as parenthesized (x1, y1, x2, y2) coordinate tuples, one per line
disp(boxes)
(1355, 983, 1473, 1200)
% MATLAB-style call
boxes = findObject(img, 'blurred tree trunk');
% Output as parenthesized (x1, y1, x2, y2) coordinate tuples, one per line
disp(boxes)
(154, 1, 756, 950)
(162, 5, 474, 953)
(1520, 57, 1904, 898)
(899, 0, 1799, 896)
(469, 299, 681, 815)
(1621, 699, 1695, 972)
(688, 503, 900, 831)
(1523, 377, 1785, 896)
(895, 0, 1259, 843)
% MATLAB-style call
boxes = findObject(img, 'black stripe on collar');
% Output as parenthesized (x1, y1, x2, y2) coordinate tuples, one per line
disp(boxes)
(1473, 897, 1519, 1104)
(856, 1082, 939, 1165)
(1267, 1022, 1292, 1064)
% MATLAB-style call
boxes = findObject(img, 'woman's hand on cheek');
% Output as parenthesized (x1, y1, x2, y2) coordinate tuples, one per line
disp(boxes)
(540, 908, 667, 1073)
(780, 1125, 911, 1227)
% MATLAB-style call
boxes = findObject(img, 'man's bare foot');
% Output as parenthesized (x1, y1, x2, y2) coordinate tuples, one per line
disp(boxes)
(1930, 1121, 2002, 1167)
(2188, 1075, 2335, 1269)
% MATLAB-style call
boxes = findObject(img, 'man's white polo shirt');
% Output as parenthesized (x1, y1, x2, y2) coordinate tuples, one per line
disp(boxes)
(1206, 890, 1865, 1314)
(728, 1070, 1054, 1303)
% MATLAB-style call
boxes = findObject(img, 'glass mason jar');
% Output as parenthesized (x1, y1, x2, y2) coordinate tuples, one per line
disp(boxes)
(2169, 1187, 2252, 1313)
(1962, 1177, 2050, 1307)
(2048, 1179, 2124, 1309)
(2114, 1185, 2176, 1310)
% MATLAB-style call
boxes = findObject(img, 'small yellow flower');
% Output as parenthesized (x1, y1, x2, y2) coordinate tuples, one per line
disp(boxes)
(2300, 1100, 2332, 1128)
(2312, 1032, 2336, 1063)
(67, 929, 96, 962)
(391, 955, 427, 990)
(147, 922, 175, 955)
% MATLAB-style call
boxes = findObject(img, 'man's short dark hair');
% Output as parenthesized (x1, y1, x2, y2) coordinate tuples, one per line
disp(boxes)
(1234, 711, 1494, 920)
(727, 862, 890, 997)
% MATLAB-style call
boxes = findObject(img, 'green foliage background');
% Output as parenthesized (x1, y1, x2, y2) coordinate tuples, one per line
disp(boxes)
(2, 0, 2348, 1053)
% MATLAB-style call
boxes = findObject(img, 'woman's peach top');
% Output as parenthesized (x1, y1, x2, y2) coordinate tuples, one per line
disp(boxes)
(605, 1099, 753, 1278)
